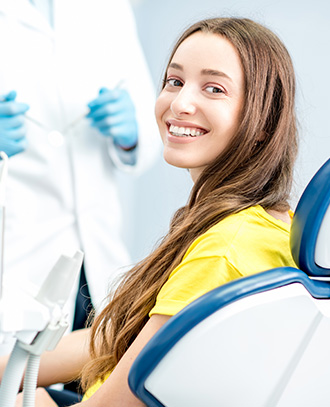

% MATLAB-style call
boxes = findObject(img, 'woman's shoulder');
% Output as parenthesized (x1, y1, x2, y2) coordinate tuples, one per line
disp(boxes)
(210, 205, 291, 234)
(184, 205, 291, 260)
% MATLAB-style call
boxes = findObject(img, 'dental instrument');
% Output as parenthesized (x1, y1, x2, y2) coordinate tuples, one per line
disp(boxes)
(60, 79, 126, 135)
(1, 79, 126, 148)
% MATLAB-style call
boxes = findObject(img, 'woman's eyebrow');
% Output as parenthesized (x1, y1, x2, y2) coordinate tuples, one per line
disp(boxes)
(168, 62, 183, 70)
(168, 64, 233, 82)
(201, 68, 232, 82)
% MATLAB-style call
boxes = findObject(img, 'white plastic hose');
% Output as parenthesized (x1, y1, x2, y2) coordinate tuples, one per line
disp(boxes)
(0, 340, 29, 407)
(22, 354, 41, 407)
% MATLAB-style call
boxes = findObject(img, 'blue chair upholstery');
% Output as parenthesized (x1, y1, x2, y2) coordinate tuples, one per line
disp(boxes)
(291, 158, 330, 275)
(128, 159, 330, 407)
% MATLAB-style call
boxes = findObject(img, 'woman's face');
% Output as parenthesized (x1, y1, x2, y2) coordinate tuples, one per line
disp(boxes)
(155, 32, 245, 182)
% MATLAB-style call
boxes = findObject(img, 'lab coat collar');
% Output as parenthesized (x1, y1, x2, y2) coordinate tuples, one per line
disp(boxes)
(0, 0, 54, 38)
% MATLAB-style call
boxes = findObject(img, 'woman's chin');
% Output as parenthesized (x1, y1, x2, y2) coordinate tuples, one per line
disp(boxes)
(163, 153, 189, 170)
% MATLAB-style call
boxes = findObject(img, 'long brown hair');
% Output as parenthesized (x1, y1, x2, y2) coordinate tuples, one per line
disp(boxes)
(80, 17, 298, 390)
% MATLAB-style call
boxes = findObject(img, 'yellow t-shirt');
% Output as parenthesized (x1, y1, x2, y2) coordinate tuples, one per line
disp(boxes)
(83, 205, 296, 400)
(82, 372, 111, 401)
(149, 205, 296, 317)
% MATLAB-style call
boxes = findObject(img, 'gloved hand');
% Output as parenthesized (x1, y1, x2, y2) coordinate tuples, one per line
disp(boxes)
(0, 90, 29, 157)
(87, 87, 138, 150)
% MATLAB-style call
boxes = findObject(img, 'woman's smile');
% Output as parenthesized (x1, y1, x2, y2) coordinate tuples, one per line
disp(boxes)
(166, 119, 209, 144)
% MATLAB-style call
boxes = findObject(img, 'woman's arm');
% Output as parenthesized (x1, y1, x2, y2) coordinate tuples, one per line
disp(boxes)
(37, 328, 91, 387)
(83, 314, 170, 407)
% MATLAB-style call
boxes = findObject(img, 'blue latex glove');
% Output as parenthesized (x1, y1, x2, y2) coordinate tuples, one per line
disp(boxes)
(87, 87, 138, 150)
(0, 90, 29, 157)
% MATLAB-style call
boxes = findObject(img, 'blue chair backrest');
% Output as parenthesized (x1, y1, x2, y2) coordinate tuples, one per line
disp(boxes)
(291, 158, 330, 275)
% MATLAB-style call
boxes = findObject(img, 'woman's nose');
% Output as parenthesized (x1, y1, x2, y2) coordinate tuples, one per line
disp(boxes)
(170, 87, 197, 117)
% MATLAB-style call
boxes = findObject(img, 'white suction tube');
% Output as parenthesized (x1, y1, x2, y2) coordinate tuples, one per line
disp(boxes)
(0, 341, 29, 407)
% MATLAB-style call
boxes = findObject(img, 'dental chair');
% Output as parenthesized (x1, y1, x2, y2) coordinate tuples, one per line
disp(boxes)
(128, 158, 330, 407)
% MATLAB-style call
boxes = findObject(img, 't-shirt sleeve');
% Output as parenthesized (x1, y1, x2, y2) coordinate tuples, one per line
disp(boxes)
(149, 255, 241, 317)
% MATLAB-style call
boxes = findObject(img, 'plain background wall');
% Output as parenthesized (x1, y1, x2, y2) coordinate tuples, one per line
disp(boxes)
(118, 0, 330, 263)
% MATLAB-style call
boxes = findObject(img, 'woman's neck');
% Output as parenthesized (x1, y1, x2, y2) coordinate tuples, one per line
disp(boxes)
(266, 209, 291, 225)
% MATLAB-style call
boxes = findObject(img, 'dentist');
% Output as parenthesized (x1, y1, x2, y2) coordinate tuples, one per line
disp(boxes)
(0, 0, 159, 344)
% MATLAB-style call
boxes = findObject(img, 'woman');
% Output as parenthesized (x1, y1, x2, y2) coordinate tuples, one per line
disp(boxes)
(16, 17, 298, 406)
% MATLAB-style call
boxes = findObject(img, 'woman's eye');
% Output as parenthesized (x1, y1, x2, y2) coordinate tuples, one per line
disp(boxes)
(165, 78, 183, 87)
(205, 86, 224, 94)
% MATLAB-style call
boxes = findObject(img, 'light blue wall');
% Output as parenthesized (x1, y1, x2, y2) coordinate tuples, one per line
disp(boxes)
(122, 0, 330, 262)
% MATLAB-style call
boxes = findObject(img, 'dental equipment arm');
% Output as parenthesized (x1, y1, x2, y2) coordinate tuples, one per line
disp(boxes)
(0, 152, 84, 407)
(0, 250, 84, 407)
(0, 328, 90, 390)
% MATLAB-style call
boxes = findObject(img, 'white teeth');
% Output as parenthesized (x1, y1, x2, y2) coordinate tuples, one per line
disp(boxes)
(178, 127, 185, 135)
(169, 124, 205, 137)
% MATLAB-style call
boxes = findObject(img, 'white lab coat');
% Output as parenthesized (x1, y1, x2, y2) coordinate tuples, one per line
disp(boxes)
(0, 0, 159, 326)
